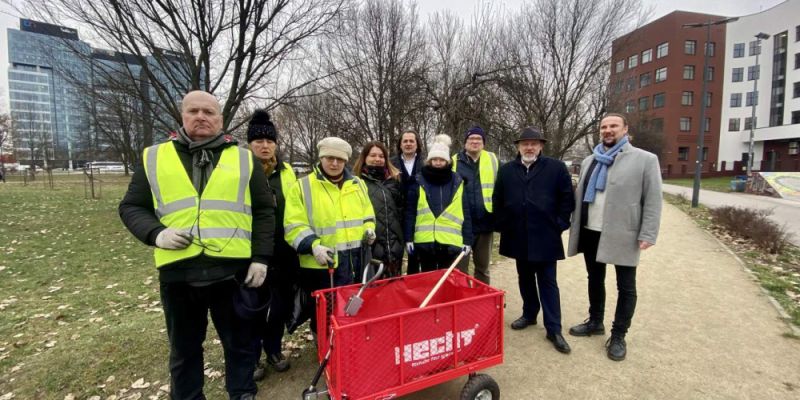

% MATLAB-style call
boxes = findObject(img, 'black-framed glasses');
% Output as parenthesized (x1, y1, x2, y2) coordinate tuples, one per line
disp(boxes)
(190, 210, 239, 253)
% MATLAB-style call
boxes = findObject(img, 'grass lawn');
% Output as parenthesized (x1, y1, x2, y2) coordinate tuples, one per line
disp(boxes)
(663, 176, 738, 193)
(0, 176, 233, 398)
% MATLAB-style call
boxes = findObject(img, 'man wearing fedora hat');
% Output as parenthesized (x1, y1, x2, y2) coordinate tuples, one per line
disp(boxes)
(492, 127, 575, 354)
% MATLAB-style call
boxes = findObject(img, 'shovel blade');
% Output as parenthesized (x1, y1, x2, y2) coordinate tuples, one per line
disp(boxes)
(344, 296, 363, 316)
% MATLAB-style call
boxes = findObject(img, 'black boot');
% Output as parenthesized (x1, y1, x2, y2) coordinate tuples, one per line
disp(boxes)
(510, 315, 537, 330)
(606, 335, 626, 361)
(568, 318, 605, 337)
(267, 352, 291, 372)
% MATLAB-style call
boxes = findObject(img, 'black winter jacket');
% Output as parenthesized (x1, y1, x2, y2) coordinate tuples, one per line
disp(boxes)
(390, 153, 422, 201)
(119, 139, 276, 283)
(404, 168, 473, 252)
(362, 173, 404, 264)
(452, 150, 497, 235)
(265, 158, 300, 283)
(492, 156, 574, 262)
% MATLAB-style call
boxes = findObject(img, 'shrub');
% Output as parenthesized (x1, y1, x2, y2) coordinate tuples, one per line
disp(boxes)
(709, 206, 791, 254)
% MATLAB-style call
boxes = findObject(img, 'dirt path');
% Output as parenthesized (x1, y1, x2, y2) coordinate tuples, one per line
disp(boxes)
(258, 203, 800, 399)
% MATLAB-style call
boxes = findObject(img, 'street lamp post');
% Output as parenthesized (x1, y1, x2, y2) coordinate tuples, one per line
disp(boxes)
(683, 17, 739, 208)
(747, 32, 770, 178)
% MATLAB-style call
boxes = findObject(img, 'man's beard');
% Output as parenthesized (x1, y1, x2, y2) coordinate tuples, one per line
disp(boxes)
(521, 153, 537, 163)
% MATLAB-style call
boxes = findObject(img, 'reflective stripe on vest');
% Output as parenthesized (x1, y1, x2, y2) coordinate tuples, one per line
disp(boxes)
(284, 169, 376, 269)
(413, 183, 465, 247)
(144, 142, 253, 267)
(452, 150, 498, 212)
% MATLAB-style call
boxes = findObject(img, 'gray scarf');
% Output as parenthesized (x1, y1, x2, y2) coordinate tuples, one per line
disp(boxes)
(175, 128, 231, 193)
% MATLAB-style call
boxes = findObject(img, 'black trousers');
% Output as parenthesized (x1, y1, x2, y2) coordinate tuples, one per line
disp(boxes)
(258, 270, 294, 357)
(416, 243, 460, 272)
(579, 228, 638, 337)
(160, 279, 258, 400)
(406, 251, 420, 274)
(515, 260, 562, 334)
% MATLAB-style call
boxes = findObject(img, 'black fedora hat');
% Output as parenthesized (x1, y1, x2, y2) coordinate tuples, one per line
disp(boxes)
(514, 126, 547, 143)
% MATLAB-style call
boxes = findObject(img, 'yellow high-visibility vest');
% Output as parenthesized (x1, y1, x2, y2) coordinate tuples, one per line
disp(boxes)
(413, 182, 465, 247)
(283, 166, 376, 269)
(452, 150, 498, 212)
(143, 142, 253, 267)
(279, 162, 297, 195)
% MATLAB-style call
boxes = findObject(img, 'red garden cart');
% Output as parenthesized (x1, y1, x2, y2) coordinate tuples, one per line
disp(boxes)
(303, 267, 504, 400)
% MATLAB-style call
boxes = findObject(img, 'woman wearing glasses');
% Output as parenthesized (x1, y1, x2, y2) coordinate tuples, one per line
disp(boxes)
(246, 110, 299, 379)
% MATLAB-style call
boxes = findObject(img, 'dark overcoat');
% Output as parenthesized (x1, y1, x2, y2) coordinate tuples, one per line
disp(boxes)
(493, 155, 575, 262)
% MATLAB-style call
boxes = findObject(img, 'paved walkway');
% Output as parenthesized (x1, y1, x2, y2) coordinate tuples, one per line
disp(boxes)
(259, 203, 800, 399)
(663, 183, 800, 246)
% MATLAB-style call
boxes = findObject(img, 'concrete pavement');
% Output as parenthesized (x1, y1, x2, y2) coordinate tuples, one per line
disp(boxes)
(663, 183, 800, 246)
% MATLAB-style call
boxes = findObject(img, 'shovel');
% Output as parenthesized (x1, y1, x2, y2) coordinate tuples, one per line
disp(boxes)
(344, 260, 385, 316)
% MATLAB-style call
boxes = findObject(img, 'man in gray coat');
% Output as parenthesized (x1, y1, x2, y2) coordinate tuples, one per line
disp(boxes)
(566, 113, 662, 362)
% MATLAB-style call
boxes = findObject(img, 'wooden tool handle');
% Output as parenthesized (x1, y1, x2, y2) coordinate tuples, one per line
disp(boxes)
(419, 250, 467, 308)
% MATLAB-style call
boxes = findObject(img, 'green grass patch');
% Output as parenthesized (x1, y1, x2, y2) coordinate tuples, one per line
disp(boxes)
(664, 176, 737, 193)
(665, 193, 800, 330)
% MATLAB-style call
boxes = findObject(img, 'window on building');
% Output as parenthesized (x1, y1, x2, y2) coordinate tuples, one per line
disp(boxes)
(626, 77, 636, 91)
(749, 40, 761, 56)
(732, 67, 744, 82)
(747, 65, 760, 80)
(702, 147, 709, 161)
(679, 117, 691, 131)
(678, 147, 689, 161)
(795, 53, 799, 69)
(746, 91, 759, 106)
(730, 93, 742, 107)
(612, 80, 623, 94)
(790, 141, 799, 155)
(657, 42, 669, 58)
(705, 92, 712, 107)
(652, 118, 664, 133)
(705, 42, 715, 57)
(744, 117, 757, 130)
(655, 67, 667, 82)
(794, 82, 800, 98)
(640, 72, 651, 87)
(639, 96, 649, 111)
(792, 111, 800, 124)
(685, 40, 696, 55)
(625, 100, 635, 113)
(615, 60, 625, 73)
(733, 43, 745, 58)
(706, 66, 714, 81)
(681, 91, 694, 106)
(642, 49, 652, 63)
(729, 118, 741, 131)
(628, 54, 638, 69)
(683, 65, 695, 80)
(704, 118, 711, 132)
(797, 25, 800, 42)
(653, 93, 665, 108)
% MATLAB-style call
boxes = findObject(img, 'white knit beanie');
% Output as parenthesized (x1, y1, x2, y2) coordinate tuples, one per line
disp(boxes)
(317, 136, 352, 160)
(426, 134, 452, 163)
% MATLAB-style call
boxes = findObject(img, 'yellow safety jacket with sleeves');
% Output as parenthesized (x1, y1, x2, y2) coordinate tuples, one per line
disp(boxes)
(413, 182, 466, 247)
(143, 142, 254, 268)
(278, 162, 297, 196)
(284, 166, 376, 269)
(452, 150, 498, 212)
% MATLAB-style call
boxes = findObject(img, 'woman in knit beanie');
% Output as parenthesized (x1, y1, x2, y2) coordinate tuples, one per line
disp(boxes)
(403, 134, 473, 272)
(246, 109, 299, 379)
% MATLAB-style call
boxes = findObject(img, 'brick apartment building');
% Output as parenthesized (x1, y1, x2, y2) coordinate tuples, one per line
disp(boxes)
(610, 11, 727, 178)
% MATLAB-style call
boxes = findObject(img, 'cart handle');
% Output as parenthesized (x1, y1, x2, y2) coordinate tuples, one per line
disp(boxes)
(419, 250, 467, 308)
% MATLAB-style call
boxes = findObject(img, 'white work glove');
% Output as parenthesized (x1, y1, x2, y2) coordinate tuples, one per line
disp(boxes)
(155, 228, 193, 249)
(244, 262, 267, 288)
(406, 242, 414, 255)
(365, 229, 376, 245)
(312, 245, 334, 266)
(462, 245, 472, 256)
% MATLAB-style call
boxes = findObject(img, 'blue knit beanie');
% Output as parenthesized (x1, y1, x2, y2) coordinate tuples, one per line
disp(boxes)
(464, 125, 485, 143)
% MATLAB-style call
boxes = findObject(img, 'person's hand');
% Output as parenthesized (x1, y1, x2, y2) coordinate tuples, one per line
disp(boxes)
(155, 228, 193, 249)
(406, 242, 414, 255)
(462, 245, 472, 256)
(365, 229, 376, 245)
(639, 241, 654, 250)
(313, 245, 334, 266)
(244, 262, 267, 288)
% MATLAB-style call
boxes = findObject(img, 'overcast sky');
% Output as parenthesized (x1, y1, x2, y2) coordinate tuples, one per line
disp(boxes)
(0, 0, 787, 112)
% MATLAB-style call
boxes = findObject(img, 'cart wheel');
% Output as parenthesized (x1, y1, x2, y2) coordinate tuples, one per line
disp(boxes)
(460, 374, 499, 400)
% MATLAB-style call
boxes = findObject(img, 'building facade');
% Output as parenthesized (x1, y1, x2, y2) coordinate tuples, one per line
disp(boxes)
(610, 11, 727, 178)
(718, 0, 800, 173)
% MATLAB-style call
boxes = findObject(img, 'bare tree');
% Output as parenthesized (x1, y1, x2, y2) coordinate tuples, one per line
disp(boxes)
(10, 102, 52, 174)
(493, 0, 648, 159)
(320, 0, 427, 149)
(24, 0, 349, 136)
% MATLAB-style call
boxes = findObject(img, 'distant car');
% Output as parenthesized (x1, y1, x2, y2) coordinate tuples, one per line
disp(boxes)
(87, 161, 125, 172)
